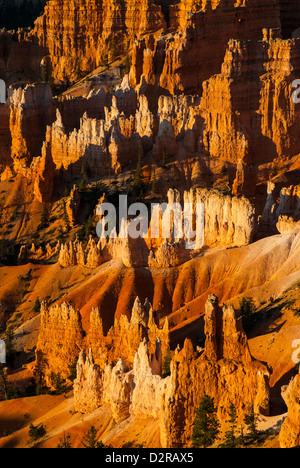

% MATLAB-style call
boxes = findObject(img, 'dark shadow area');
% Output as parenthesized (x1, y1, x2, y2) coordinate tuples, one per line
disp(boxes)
(170, 315, 205, 350)
(0, 0, 47, 30)
(0, 414, 31, 439)
(270, 367, 298, 416)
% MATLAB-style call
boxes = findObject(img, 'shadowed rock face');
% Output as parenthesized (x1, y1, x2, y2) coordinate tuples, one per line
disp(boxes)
(0, 0, 47, 29)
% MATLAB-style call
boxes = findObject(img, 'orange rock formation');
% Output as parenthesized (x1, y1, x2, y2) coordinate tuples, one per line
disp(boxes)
(73, 295, 270, 448)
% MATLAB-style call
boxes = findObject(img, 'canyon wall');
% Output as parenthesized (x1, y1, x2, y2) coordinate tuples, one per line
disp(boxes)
(36, 296, 170, 383)
(279, 371, 300, 448)
(129, 0, 282, 96)
(73, 295, 270, 448)
(199, 36, 300, 169)
(28, 0, 167, 81)
(0, 29, 48, 88)
(52, 186, 256, 271)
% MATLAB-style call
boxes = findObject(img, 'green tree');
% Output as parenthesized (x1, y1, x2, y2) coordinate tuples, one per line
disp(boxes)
(133, 147, 144, 195)
(219, 403, 238, 448)
(5, 328, 14, 365)
(0, 363, 8, 400)
(33, 349, 48, 391)
(85, 215, 94, 240)
(38, 205, 50, 231)
(67, 359, 78, 383)
(244, 404, 259, 441)
(162, 347, 172, 378)
(53, 372, 66, 395)
(28, 423, 46, 442)
(192, 394, 220, 448)
(239, 297, 256, 334)
(57, 433, 72, 448)
(162, 147, 168, 168)
(82, 426, 106, 448)
(33, 298, 41, 314)
(62, 200, 71, 232)
(151, 166, 157, 196)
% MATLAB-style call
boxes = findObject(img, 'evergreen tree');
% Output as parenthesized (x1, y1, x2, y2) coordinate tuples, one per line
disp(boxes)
(62, 200, 71, 232)
(29, 423, 46, 442)
(82, 426, 106, 448)
(0, 363, 8, 400)
(244, 404, 260, 441)
(67, 359, 78, 383)
(162, 147, 168, 168)
(33, 298, 41, 314)
(162, 347, 172, 378)
(38, 205, 49, 230)
(85, 215, 94, 240)
(33, 350, 48, 391)
(192, 394, 220, 448)
(5, 328, 14, 365)
(151, 166, 157, 196)
(57, 433, 72, 448)
(219, 403, 238, 448)
(239, 297, 256, 334)
(133, 147, 144, 195)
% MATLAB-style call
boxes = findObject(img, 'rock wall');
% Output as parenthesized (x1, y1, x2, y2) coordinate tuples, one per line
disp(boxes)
(73, 295, 270, 448)
(53, 186, 256, 271)
(29, 0, 167, 81)
(36, 301, 85, 384)
(9, 83, 56, 170)
(36, 296, 170, 382)
(0, 29, 47, 85)
(279, 372, 300, 448)
(199, 36, 300, 167)
(129, 0, 282, 95)
(160, 295, 270, 447)
(260, 183, 300, 234)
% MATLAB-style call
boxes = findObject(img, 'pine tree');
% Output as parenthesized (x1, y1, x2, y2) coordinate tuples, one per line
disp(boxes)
(192, 394, 220, 448)
(82, 426, 106, 448)
(33, 298, 41, 314)
(151, 166, 157, 196)
(38, 205, 49, 230)
(62, 200, 71, 232)
(244, 404, 260, 441)
(57, 433, 72, 448)
(162, 347, 172, 378)
(5, 328, 14, 365)
(33, 349, 48, 390)
(0, 363, 8, 400)
(219, 403, 238, 448)
(133, 147, 144, 195)
(239, 296, 256, 334)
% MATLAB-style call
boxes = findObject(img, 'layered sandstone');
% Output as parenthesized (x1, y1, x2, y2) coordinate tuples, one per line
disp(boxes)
(36, 297, 170, 380)
(279, 372, 300, 448)
(36, 301, 85, 384)
(29, 0, 166, 81)
(87, 296, 170, 369)
(55, 186, 255, 271)
(199, 37, 300, 169)
(130, 0, 282, 95)
(160, 296, 270, 447)
(260, 183, 300, 234)
(9, 83, 56, 171)
(73, 295, 270, 447)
